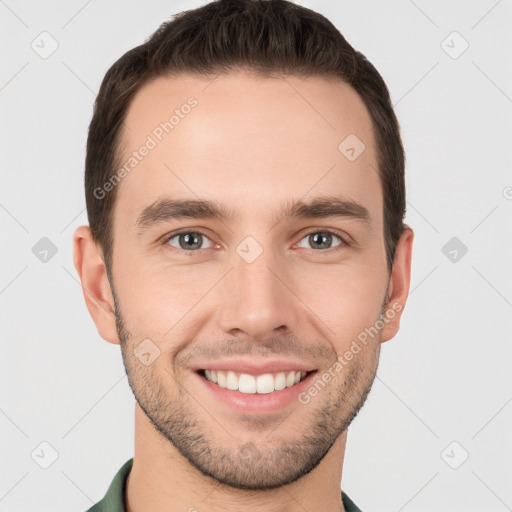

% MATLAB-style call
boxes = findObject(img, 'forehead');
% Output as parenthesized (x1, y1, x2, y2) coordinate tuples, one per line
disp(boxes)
(115, 71, 381, 228)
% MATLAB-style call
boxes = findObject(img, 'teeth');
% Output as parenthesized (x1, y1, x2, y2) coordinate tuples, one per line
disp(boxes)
(239, 373, 257, 393)
(203, 370, 308, 394)
(205, 369, 217, 383)
(226, 371, 238, 391)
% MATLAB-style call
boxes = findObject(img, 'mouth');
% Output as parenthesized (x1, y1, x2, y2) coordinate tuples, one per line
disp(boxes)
(196, 368, 317, 395)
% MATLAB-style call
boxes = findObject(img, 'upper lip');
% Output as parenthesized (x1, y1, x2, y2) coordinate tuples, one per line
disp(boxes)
(191, 359, 317, 375)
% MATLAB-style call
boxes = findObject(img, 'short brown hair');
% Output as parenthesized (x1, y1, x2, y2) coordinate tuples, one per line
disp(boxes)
(85, 0, 406, 276)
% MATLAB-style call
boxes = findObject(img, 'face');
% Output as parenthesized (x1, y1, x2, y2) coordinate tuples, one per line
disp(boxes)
(102, 72, 404, 490)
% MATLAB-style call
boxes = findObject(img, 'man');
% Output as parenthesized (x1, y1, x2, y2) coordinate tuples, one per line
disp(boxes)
(73, 0, 413, 510)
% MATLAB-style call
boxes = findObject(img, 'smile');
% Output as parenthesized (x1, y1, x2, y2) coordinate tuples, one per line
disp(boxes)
(198, 369, 313, 395)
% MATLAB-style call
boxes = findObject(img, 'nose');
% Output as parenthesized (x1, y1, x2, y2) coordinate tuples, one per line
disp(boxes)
(216, 245, 299, 344)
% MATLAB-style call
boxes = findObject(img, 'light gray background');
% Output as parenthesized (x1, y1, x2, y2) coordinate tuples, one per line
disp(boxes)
(1, 1, 511, 511)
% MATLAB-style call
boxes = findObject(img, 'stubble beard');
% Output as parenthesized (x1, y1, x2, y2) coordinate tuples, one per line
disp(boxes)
(113, 288, 383, 490)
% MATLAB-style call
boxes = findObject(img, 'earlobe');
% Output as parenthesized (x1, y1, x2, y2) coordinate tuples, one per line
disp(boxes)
(73, 225, 121, 345)
(380, 225, 414, 343)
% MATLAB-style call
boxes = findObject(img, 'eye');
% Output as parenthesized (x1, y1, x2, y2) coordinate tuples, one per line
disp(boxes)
(296, 230, 347, 251)
(162, 228, 349, 255)
(165, 231, 214, 252)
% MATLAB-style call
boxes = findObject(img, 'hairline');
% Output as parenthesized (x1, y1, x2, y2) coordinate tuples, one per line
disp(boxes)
(99, 68, 393, 278)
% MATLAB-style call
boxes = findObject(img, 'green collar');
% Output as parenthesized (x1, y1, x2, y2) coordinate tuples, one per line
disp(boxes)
(86, 458, 363, 512)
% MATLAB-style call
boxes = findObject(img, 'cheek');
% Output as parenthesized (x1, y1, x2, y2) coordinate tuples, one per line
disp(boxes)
(114, 257, 212, 339)
(295, 263, 386, 346)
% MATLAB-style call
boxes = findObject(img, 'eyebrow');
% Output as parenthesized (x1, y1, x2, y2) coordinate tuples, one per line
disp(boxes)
(136, 195, 371, 232)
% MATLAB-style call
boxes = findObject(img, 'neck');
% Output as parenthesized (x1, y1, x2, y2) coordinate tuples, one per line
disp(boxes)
(126, 404, 348, 512)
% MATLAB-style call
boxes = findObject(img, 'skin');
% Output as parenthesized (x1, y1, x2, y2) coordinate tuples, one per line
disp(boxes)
(74, 71, 413, 512)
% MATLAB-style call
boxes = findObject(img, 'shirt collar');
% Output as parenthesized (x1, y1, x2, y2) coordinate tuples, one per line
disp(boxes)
(87, 458, 363, 512)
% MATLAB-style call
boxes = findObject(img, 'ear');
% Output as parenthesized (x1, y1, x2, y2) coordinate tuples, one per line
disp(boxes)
(380, 225, 414, 343)
(73, 225, 120, 345)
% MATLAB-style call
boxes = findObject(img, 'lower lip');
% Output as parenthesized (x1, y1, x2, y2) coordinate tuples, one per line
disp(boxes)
(195, 370, 317, 413)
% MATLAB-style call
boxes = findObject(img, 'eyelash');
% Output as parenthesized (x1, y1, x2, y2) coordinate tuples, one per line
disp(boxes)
(161, 228, 351, 255)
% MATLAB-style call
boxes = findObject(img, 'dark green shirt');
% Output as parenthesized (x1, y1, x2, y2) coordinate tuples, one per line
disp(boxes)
(85, 458, 363, 512)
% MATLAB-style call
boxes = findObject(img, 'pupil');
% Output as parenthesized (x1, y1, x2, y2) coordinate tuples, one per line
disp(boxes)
(181, 233, 201, 250)
(312, 232, 331, 249)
